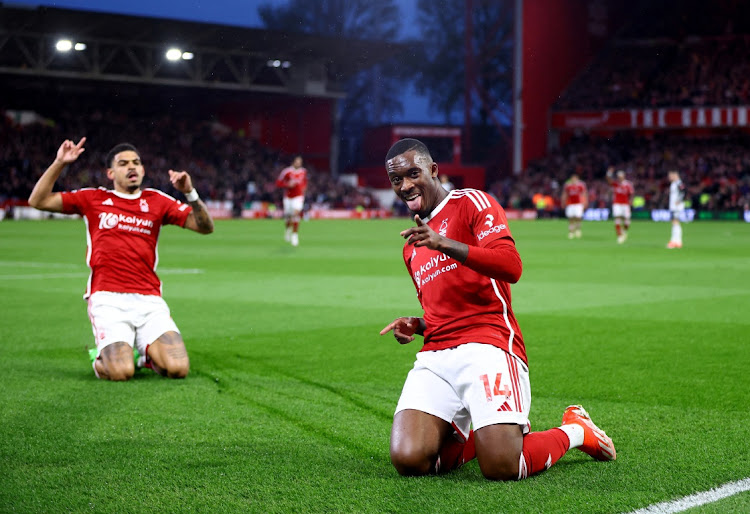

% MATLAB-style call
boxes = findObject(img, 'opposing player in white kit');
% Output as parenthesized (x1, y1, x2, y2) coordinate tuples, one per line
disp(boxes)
(275, 155, 308, 247)
(380, 138, 615, 481)
(28, 138, 214, 381)
(667, 170, 686, 249)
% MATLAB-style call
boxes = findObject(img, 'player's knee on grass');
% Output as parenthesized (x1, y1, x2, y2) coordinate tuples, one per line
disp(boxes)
(390, 441, 436, 476)
(475, 424, 523, 481)
(390, 411, 451, 476)
(99, 342, 135, 381)
(149, 331, 189, 379)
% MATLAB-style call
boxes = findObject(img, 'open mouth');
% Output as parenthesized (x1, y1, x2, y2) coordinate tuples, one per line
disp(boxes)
(403, 193, 422, 212)
(127, 172, 139, 180)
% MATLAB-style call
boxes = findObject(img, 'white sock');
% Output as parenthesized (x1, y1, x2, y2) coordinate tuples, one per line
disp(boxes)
(671, 224, 682, 243)
(559, 424, 584, 448)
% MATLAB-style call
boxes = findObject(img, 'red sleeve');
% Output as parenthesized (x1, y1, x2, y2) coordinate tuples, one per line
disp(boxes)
(60, 189, 90, 215)
(276, 169, 288, 188)
(463, 238, 522, 283)
(162, 197, 192, 227)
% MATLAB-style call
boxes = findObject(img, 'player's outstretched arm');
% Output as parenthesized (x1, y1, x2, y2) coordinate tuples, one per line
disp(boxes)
(28, 137, 86, 212)
(169, 170, 214, 234)
(380, 316, 425, 344)
(401, 215, 522, 283)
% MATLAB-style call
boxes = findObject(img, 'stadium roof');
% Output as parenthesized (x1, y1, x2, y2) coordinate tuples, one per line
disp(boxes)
(0, 4, 405, 97)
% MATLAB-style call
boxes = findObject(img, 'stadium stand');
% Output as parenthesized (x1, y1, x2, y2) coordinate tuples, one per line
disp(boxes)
(526, 0, 750, 220)
(489, 132, 750, 217)
(0, 105, 380, 217)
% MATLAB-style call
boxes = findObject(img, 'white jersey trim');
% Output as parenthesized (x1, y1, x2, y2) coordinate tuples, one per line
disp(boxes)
(423, 189, 455, 222)
(424, 188, 492, 222)
(111, 189, 142, 200)
(450, 189, 491, 211)
(145, 188, 180, 202)
(83, 215, 94, 299)
(490, 277, 515, 357)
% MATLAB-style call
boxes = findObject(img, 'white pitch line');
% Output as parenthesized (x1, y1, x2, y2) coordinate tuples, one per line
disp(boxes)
(629, 478, 750, 514)
(0, 273, 87, 280)
(0, 261, 81, 269)
(158, 268, 204, 274)
(0, 268, 203, 281)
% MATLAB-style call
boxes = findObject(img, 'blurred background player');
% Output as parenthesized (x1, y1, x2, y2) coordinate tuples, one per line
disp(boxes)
(606, 167, 635, 244)
(380, 138, 615, 481)
(439, 175, 455, 192)
(561, 173, 588, 239)
(28, 138, 214, 381)
(275, 155, 308, 247)
(667, 170, 686, 248)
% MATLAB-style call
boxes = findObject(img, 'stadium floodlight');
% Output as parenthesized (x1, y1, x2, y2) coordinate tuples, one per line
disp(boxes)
(181, 52, 194, 60)
(55, 39, 73, 52)
(282, 61, 291, 68)
(74, 43, 87, 51)
(165, 48, 183, 61)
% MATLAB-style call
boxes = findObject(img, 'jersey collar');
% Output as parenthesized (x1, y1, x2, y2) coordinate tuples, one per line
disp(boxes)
(111, 189, 143, 200)
(423, 190, 454, 223)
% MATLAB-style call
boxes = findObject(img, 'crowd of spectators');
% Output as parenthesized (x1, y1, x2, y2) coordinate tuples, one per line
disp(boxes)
(540, 1, 750, 217)
(557, 36, 750, 110)
(556, 0, 750, 111)
(0, 107, 379, 216)
(488, 132, 750, 216)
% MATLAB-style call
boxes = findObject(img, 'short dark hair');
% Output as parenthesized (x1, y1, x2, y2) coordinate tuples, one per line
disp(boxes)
(105, 143, 140, 168)
(385, 138, 432, 163)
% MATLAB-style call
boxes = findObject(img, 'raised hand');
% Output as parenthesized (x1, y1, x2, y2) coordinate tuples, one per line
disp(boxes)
(168, 169, 193, 194)
(56, 137, 86, 164)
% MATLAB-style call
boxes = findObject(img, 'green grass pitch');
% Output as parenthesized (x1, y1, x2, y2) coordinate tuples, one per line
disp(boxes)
(1, 218, 749, 512)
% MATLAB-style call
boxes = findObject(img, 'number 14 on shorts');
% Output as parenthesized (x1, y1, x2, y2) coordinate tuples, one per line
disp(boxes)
(480, 373, 512, 402)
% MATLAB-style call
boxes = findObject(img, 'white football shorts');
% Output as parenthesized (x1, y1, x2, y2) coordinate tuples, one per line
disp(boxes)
(87, 291, 180, 358)
(283, 195, 304, 216)
(612, 203, 631, 219)
(670, 207, 685, 220)
(395, 343, 531, 441)
(565, 204, 584, 219)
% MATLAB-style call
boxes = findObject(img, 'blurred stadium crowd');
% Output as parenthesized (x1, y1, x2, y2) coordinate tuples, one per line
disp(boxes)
(489, 4, 750, 217)
(0, 107, 379, 215)
(490, 131, 750, 215)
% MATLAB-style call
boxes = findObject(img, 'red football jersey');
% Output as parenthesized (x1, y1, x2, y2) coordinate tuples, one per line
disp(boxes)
(276, 166, 308, 198)
(563, 180, 587, 205)
(61, 187, 192, 298)
(612, 180, 634, 204)
(402, 189, 527, 365)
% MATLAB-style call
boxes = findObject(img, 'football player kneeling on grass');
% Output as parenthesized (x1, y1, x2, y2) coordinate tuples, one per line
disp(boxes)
(381, 138, 616, 480)
(29, 138, 214, 381)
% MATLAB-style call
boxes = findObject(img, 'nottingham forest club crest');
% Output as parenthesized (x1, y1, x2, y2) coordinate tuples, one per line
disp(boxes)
(439, 218, 449, 236)
(140, 199, 149, 213)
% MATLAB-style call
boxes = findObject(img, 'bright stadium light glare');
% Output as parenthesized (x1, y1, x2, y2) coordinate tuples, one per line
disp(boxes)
(166, 48, 182, 61)
(273, 60, 281, 67)
(282, 61, 291, 68)
(55, 39, 73, 52)
(181, 52, 194, 60)
(74, 43, 87, 51)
